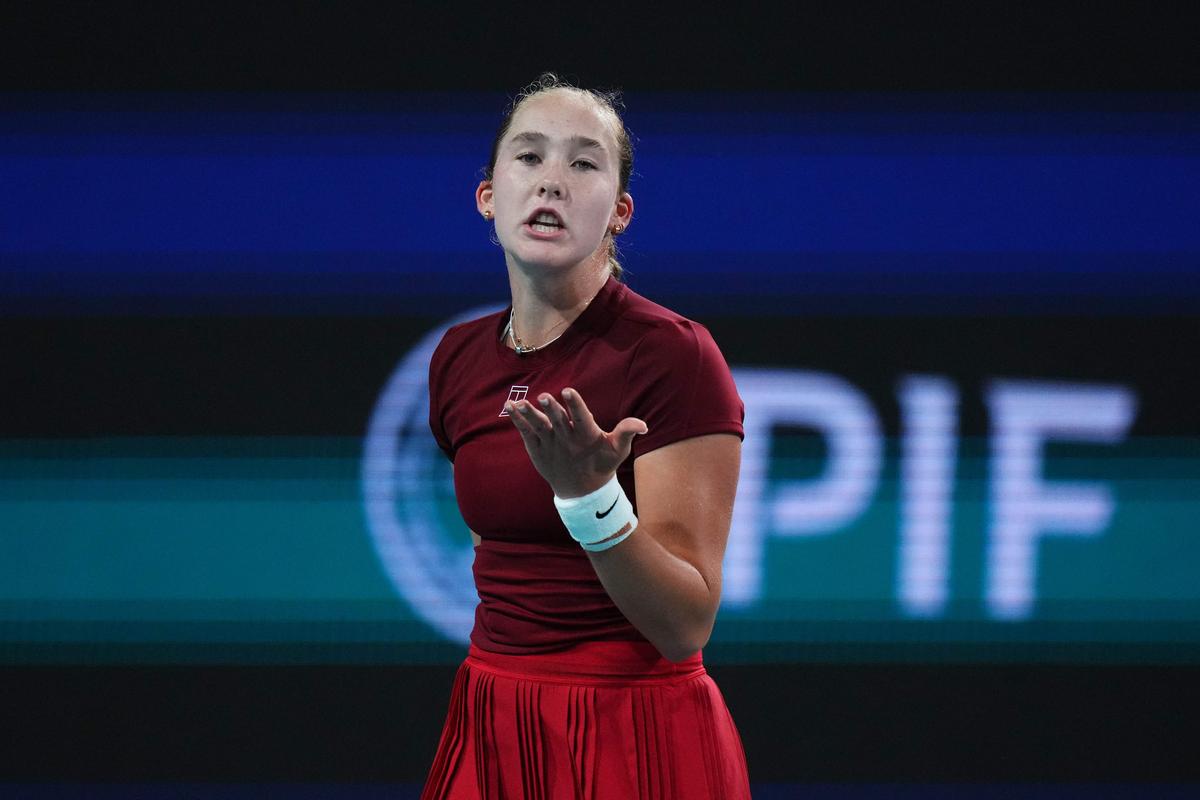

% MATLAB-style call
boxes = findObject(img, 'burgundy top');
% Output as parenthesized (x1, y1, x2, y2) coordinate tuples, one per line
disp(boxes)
(428, 276, 744, 654)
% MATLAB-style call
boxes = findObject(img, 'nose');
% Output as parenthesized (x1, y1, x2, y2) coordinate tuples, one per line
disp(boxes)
(537, 161, 566, 198)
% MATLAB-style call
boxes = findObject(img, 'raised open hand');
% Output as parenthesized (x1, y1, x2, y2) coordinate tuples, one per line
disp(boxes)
(504, 387, 648, 499)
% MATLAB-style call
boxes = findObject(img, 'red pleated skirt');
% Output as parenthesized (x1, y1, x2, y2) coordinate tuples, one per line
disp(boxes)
(420, 640, 752, 800)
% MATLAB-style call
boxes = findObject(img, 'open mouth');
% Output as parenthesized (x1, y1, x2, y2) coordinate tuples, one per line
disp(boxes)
(526, 210, 564, 234)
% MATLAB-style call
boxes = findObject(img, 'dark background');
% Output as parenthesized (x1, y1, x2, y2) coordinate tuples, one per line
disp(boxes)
(2, 1, 1199, 93)
(2, 0, 1198, 790)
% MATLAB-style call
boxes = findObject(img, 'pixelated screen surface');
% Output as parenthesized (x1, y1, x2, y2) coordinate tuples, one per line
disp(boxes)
(2, 93, 1197, 663)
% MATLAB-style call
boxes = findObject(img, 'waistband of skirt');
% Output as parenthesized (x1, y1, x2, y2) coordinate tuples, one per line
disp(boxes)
(465, 640, 706, 686)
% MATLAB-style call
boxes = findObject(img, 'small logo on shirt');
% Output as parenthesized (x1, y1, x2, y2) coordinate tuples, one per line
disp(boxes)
(499, 385, 529, 416)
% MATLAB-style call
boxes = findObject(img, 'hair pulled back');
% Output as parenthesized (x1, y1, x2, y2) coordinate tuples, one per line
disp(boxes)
(484, 72, 634, 280)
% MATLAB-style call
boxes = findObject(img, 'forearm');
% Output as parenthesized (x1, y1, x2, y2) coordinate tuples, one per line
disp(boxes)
(501, 389, 737, 662)
(585, 522, 718, 662)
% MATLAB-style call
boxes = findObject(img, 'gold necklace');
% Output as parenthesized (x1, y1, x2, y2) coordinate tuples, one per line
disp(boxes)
(503, 308, 568, 354)
(502, 283, 604, 355)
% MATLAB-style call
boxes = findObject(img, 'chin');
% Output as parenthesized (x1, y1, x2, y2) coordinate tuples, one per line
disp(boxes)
(512, 250, 589, 274)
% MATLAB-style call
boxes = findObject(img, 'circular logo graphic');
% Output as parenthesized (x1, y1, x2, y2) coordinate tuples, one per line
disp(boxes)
(361, 306, 501, 644)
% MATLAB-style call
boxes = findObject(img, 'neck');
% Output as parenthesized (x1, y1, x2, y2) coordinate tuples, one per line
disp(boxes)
(506, 261, 610, 347)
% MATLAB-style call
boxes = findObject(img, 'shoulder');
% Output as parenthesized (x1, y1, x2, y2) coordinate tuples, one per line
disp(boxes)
(617, 283, 692, 329)
(615, 284, 726, 362)
(614, 285, 744, 456)
(436, 310, 504, 347)
(430, 310, 504, 364)
(428, 309, 506, 398)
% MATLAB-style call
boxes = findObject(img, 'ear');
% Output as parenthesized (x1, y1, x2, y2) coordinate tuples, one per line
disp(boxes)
(610, 191, 634, 231)
(476, 180, 494, 217)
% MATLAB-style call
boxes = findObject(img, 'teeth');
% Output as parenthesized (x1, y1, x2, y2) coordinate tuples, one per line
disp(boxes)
(532, 223, 559, 233)
(533, 213, 561, 225)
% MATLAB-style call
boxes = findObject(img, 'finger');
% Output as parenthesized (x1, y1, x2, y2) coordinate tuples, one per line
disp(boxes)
(538, 393, 573, 436)
(516, 399, 555, 435)
(561, 388, 597, 432)
(505, 401, 542, 445)
(612, 416, 649, 453)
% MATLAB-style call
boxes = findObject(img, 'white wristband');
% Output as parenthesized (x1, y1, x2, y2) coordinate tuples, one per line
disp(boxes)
(553, 474, 638, 552)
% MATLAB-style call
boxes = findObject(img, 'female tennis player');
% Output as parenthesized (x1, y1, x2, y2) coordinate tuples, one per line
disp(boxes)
(421, 73, 751, 799)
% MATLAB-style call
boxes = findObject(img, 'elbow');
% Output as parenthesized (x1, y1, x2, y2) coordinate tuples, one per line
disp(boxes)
(659, 635, 708, 663)
(660, 642, 703, 663)
(656, 620, 715, 664)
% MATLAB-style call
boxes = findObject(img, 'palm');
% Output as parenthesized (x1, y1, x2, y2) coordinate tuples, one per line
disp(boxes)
(504, 387, 647, 498)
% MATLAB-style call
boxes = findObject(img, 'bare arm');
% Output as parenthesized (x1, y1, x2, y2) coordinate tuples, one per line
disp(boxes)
(505, 388, 741, 662)
(586, 433, 740, 661)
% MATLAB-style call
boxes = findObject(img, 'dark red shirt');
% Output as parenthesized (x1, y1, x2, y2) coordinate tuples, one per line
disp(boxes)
(428, 276, 744, 654)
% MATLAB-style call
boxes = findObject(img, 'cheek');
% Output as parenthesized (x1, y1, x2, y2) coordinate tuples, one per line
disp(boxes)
(489, 167, 525, 204)
(586, 192, 619, 225)
(493, 189, 526, 223)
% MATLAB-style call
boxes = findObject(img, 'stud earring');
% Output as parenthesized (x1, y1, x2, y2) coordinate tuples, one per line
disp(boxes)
(612, 224, 624, 234)
(483, 210, 492, 219)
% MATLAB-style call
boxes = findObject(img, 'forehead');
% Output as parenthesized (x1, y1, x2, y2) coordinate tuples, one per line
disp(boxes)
(507, 89, 619, 151)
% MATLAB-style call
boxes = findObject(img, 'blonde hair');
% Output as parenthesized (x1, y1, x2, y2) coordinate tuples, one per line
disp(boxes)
(484, 72, 634, 280)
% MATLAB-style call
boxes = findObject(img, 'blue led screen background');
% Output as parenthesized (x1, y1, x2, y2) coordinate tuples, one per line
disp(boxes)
(2, 93, 1198, 665)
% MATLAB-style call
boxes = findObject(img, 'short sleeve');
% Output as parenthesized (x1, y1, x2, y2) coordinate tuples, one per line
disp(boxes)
(428, 335, 454, 462)
(624, 319, 744, 459)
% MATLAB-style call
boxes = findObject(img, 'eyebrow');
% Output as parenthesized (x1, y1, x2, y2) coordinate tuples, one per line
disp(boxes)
(508, 131, 605, 151)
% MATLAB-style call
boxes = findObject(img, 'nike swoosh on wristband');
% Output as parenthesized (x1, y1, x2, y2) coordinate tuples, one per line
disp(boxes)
(595, 495, 620, 519)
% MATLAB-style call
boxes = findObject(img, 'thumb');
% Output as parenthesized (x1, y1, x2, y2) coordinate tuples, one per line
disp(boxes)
(612, 417, 649, 450)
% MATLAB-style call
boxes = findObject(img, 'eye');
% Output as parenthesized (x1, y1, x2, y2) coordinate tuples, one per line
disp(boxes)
(572, 159, 597, 170)
(516, 152, 540, 164)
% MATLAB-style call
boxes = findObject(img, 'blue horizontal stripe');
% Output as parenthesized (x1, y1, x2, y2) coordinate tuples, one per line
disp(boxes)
(1, 93, 1197, 312)
(2, 152, 1198, 253)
